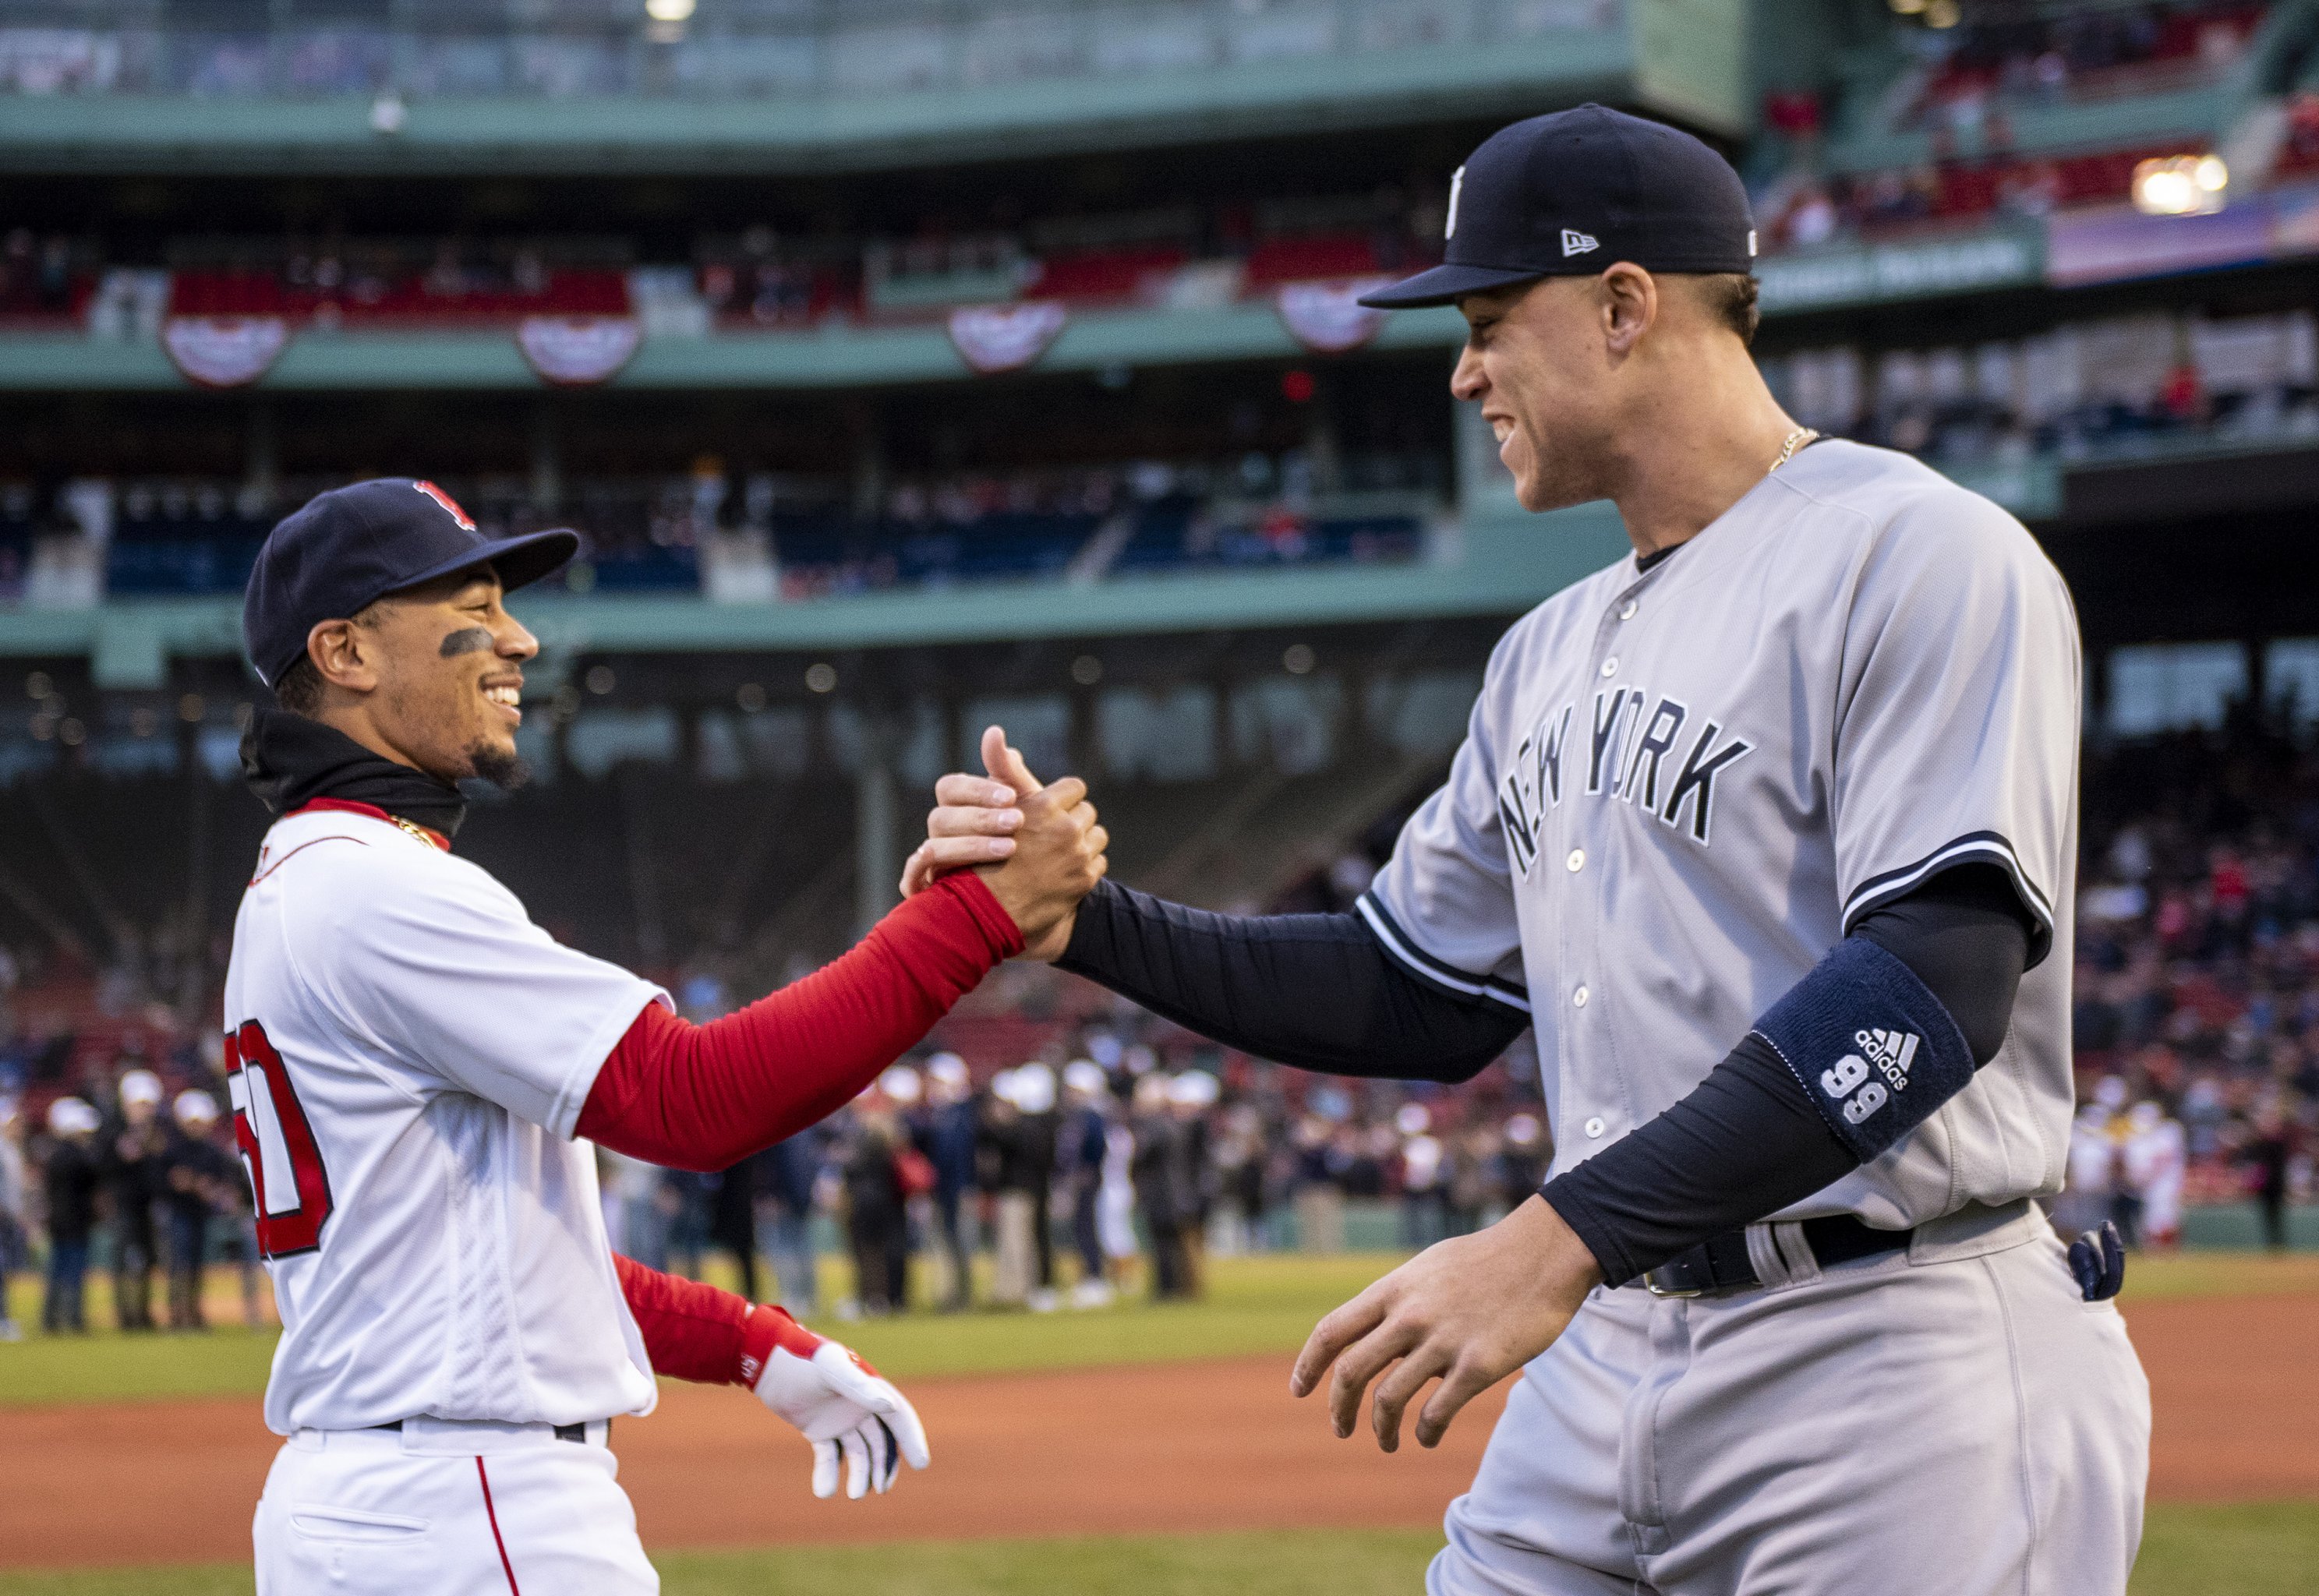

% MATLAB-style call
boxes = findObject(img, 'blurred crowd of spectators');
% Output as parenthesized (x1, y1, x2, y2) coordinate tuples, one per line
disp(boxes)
(4, 711, 2317, 1337)
(3, 445, 1439, 609)
(1764, 307, 2319, 474)
(1754, 144, 2169, 251)
(600, 1024, 1550, 1320)
(0, 1058, 262, 1340)
(12, 184, 1444, 335)
(1748, 1, 2265, 251)
(0, 1, 1619, 102)
(2068, 719, 2319, 1245)
(1891, 1, 2261, 138)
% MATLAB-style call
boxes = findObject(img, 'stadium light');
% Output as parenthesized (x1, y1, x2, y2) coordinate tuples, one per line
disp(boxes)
(2132, 154, 2228, 217)
(645, 0, 696, 19)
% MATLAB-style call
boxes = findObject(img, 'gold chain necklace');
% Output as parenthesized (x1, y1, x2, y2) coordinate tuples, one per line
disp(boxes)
(1773, 426, 1821, 470)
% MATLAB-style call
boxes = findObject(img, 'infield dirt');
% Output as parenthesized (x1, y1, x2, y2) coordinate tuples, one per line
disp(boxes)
(0, 1292, 2309, 1570)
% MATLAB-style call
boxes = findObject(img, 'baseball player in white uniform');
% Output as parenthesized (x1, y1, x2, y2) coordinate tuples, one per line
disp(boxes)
(230, 478, 1105, 1593)
(908, 108, 2148, 1593)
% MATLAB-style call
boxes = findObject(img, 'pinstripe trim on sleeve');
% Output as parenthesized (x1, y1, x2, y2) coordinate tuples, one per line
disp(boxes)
(1356, 892, 1532, 1015)
(1841, 830, 2055, 962)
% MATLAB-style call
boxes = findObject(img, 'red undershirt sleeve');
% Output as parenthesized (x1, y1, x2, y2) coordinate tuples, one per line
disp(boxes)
(613, 1252, 755, 1385)
(615, 1254, 827, 1387)
(577, 871, 1023, 1171)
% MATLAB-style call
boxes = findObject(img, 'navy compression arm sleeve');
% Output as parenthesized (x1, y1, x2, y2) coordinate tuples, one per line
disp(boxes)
(1055, 878, 1527, 1082)
(1539, 864, 2034, 1284)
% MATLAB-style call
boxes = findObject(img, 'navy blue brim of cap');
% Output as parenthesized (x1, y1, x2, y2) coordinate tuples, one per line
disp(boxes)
(387, 527, 581, 601)
(1357, 262, 1549, 309)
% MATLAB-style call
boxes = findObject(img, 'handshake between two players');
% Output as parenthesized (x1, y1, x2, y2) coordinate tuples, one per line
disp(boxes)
(907, 726, 1600, 1457)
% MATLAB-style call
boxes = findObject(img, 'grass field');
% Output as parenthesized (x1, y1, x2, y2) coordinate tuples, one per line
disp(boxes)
(0, 1506, 2310, 1596)
(5, 1248, 2315, 1408)
(4, 1250, 2312, 1594)
(0, 1252, 1408, 1406)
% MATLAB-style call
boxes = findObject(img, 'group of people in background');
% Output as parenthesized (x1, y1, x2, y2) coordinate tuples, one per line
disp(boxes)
(0, 1062, 260, 1340)
(4, 719, 2319, 1333)
(2063, 720, 2319, 1251)
(596, 1033, 1554, 1320)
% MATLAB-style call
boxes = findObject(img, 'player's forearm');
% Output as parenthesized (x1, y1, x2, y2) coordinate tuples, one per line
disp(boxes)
(1541, 867, 2032, 1284)
(578, 873, 1023, 1171)
(613, 1252, 811, 1388)
(1055, 878, 1526, 1081)
(614, 1252, 759, 1384)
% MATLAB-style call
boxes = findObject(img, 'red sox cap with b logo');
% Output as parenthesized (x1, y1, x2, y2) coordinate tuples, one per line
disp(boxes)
(242, 478, 578, 687)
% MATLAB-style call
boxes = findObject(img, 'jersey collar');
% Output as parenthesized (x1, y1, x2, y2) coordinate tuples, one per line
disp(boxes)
(288, 796, 453, 853)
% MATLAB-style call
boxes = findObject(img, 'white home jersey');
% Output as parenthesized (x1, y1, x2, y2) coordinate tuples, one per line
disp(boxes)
(1363, 440, 2080, 1230)
(222, 801, 666, 1436)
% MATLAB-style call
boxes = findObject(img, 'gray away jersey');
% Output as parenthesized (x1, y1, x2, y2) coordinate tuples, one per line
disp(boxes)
(1363, 440, 2080, 1229)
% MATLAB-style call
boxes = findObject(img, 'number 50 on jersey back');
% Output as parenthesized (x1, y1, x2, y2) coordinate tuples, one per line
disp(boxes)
(224, 1019, 338, 1259)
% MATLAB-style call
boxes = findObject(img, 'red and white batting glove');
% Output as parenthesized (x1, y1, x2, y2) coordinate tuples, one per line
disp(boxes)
(740, 1305, 931, 1500)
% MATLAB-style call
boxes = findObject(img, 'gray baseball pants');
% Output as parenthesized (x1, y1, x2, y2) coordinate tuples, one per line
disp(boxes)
(1430, 1202, 2150, 1596)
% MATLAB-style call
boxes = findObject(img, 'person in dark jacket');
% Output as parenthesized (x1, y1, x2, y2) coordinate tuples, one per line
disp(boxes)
(41, 1097, 102, 1334)
(160, 1090, 234, 1331)
(709, 1154, 760, 1303)
(1167, 1071, 1219, 1298)
(1130, 1073, 1192, 1301)
(921, 1054, 981, 1311)
(2243, 1100, 2300, 1251)
(1012, 1065, 1059, 1305)
(1060, 1061, 1114, 1305)
(842, 1083, 911, 1314)
(753, 1128, 824, 1314)
(103, 1069, 169, 1332)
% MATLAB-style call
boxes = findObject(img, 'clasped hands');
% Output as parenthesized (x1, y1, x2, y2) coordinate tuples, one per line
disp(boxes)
(901, 726, 1604, 1451)
(910, 726, 1105, 961)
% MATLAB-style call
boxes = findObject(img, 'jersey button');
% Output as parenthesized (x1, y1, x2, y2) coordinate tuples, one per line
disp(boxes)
(1565, 848, 1585, 873)
(1572, 984, 1589, 1008)
(1584, 1116, 1607, 1139)
(1600, 658, 1618, 677)
(1617, 600, 1638, 621)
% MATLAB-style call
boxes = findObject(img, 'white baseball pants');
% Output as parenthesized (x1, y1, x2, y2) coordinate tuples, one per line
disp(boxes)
(254, 1416, 656, 1594)
(1430, 1202, 2151, 1596)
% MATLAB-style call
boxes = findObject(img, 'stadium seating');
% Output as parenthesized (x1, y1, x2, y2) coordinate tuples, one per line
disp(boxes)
(1893, 2, 2264, 136)
(168, 263, 631, 326)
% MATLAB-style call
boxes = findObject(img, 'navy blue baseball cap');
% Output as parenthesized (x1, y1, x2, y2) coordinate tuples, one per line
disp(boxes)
(242, 478, 578, 687)
(1360, 104, 1756, 309)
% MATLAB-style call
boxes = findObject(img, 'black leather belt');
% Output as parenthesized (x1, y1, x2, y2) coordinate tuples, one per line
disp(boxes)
(371, 1419, 597, 1444)
(1631, 1215, 1911, 1297)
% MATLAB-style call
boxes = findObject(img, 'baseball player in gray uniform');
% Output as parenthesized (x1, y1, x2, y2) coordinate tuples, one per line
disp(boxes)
(907, 106, 2149, 1593)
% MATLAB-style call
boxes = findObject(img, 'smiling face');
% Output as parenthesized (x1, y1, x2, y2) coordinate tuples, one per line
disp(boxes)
(302, 564, 539, 786)
(1450, 275, 1631, 514)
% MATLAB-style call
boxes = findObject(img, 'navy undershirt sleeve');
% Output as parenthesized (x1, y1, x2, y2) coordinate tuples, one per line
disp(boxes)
(1540, 864, 2034, 1284)
(1054, 863, 2031, 1288)
(1055, 878, 1526, 1082)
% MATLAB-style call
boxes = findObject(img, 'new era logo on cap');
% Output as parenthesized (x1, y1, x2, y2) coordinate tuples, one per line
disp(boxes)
(1560, 228, 1599, 257)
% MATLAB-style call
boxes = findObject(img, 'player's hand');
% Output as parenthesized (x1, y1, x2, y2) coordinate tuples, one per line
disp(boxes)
(901, 726, 1045, 892)
(1290, 1195, 1603, 1453)
(746, 1306, 931, 1500)
(907, 726, 1105, 960)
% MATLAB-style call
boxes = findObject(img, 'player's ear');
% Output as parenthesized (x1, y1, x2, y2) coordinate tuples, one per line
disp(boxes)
(307, 617, 380, 696)
(1598, 263, 1656, 358)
